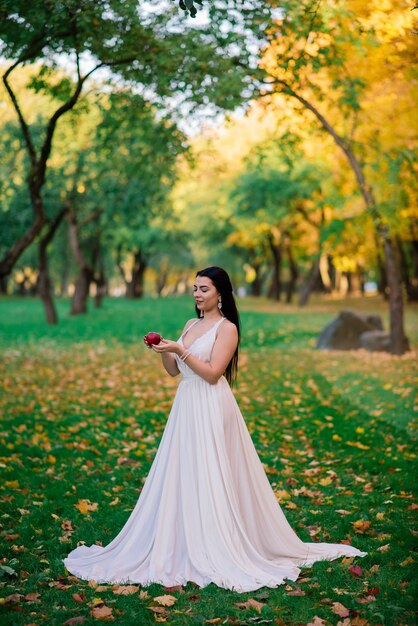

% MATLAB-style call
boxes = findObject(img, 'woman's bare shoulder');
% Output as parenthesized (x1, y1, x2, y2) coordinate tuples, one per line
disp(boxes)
(219, 318, 238, 337)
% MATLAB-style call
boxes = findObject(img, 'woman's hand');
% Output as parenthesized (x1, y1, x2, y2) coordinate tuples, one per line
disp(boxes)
(151, 339, 181, 356)
(143, 336, 152, 349)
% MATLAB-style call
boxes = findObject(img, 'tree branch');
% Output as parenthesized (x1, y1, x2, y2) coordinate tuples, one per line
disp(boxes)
(296, 204, 319, 228)
(272, 80, 382, 226)
(2, 71, 37, 165)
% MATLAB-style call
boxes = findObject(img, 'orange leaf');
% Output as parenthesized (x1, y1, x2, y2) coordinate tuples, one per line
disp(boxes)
(90, 604, 114, 620)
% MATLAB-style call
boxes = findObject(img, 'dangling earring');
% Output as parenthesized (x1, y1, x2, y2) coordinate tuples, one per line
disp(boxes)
(218, 297, 222, 310)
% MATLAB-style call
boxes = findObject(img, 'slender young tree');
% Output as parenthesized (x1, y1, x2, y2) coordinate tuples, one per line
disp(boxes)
(259, 0, 412, 353)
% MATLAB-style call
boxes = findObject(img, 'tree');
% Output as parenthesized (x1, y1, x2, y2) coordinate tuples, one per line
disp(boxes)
(0, 0, 271, 281)
(230, 136, 326, 302)
(259, 0, 414, 353)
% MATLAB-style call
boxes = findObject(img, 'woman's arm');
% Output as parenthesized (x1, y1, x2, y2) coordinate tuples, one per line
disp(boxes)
(152, 321, 238, 385)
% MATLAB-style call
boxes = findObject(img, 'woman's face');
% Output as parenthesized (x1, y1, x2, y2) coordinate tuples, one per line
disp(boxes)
(193, 275, 219, 314)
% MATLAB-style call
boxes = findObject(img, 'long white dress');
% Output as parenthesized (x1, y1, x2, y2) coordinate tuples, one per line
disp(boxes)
(63, 317, 366, 592)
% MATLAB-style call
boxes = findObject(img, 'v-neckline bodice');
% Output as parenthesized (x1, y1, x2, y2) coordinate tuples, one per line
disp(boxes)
(180, 317, 225, 350)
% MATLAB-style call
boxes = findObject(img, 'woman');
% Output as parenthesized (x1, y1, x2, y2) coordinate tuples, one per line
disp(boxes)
(63, 266, 366, 592)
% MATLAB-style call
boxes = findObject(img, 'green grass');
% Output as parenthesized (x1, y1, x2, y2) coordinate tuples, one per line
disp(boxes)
(0, 295, 417, 625)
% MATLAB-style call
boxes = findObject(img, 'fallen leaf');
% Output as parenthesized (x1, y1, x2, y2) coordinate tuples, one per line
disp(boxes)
(153, 594, 177, 606)
(306, 617, 327, 626)
(332, 602, 350, 617)
(287, 588, 305, 596)
(349, 565, 363, 578)
(350, 618, 370, 625)
(352, 520, 371, 533)
(72, 593, 86, 603)
(5, 593, 23, 602)
(75, 499, 99, 514)
(235, 598, 265, 613)
(111, 584, 139, 595)
(90, 604, 114, 620)
(377, 544, 390, 552)
(63, 618, 87, 625)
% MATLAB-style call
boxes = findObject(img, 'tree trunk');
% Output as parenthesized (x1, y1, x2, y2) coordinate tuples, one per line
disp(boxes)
(125, 250, 147, 299)
(38, 240, 57, 324)
(0, 275, 8, 294)
(68, 212, 95, 315)
(267, 237, 282, 301)
(376, 242, 388, 299)
(384, 235, 410, 354)
(328, 255, 336, 291)
(299, 254, 321, 306)
(72, 267, 94, 314)
(37, 261, 58, 324)
(285, 238, 299, 303)
(249, 260, 264, 296)
(274, 82, 409, 353)
(396, 235, 412, 301)
(409, 239, 418, 301)
(37, 206, 68, 324)
(319, 252, 332, 293)
(157, 260, 169, 295)
(94, 256, 107, 308)
(59, 263, 70, 297)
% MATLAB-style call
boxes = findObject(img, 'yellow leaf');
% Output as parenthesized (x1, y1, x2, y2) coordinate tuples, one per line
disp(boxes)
(346, 441, 370, 450)
(400, 556, 414, 567)
(75, 499, 99, 514)
(319, 477, 333, 486)
(5, 480, 19, 489)
(275, 489, 290, 500)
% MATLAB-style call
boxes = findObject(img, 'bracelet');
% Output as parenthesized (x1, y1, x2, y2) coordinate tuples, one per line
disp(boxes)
(180, 350, 191, 362)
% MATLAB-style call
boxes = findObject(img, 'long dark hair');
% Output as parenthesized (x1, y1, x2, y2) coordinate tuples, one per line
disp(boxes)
(194, 266, 240, 385)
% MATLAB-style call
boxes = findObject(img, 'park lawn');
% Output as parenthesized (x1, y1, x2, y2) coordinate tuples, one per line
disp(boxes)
(0, 295, 417, 626)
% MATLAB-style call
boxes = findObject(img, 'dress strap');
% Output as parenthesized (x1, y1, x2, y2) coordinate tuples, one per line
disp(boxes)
(181, 318, 201, 339)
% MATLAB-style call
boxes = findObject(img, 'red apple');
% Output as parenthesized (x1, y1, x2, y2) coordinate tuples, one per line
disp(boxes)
(145, 331, 162, 346)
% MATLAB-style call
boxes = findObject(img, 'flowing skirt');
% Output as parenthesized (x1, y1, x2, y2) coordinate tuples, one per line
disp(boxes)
(63, 375, 366, 592)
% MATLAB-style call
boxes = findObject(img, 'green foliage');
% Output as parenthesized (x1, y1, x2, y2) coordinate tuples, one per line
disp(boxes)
(0, 0, 272, 113)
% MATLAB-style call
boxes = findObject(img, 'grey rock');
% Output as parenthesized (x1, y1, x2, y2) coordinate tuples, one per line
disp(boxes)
(317, 308, 384, 350)
(359, 330, 391, 352)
